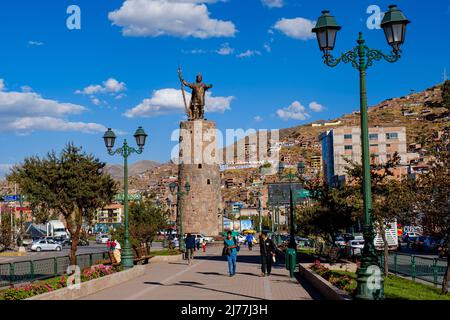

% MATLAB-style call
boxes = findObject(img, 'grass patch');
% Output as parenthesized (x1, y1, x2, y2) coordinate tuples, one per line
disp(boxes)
(329, 269, 450, 300)
(297, 248, 316, 255)
(150, 249, 181, 256)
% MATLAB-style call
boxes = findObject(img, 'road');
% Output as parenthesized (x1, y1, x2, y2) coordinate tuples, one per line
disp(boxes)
(0, 241, 163, 264)
(81, 245, 322, 300)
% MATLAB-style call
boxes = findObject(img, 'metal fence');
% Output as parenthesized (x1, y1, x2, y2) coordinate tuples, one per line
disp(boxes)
(0, 251, 109, 288)
(380, 252, 448, 287)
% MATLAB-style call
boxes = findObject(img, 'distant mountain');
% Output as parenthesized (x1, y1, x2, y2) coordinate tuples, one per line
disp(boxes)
(105, 160, 160, 180)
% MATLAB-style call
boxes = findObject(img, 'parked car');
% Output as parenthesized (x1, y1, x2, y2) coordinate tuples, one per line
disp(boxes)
(237, 234, 247, 244)
(402, 232, 419, 243)
(412, 236, 440, 252)
(347, 240, 365, 256)
(63, 238, 89, 247)
(335, 236, 347, 247)
(30, 239, 62, 252)
(96, 234, 109, 244)
(185, 233, 214, 243)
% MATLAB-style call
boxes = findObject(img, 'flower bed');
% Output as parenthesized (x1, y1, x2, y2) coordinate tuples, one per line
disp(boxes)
(0, 264, 122, 300)
(309, 260, 357, 295)
(308, 260, 450, 300)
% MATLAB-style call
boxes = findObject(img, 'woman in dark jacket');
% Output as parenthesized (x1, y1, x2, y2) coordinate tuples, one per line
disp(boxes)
(259, 231, 276, 277)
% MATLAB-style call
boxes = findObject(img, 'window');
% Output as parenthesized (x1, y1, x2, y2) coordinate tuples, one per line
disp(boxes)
(370, 144, 378, 147)
(198, 164, 202, 169)
(344, 145, 353, 150)
(369, 133, 378, 140)
(344, 134, 352, 140)
(386, 144, 391, 148)
(386, 132, 399, 140)
(207, 179, 211, 185)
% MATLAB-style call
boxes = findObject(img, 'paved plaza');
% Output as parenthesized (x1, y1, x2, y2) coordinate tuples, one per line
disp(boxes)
(81, 245, 322, 300)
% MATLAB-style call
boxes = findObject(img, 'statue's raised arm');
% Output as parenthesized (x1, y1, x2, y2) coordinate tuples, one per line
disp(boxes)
(178, 67, 193, 88)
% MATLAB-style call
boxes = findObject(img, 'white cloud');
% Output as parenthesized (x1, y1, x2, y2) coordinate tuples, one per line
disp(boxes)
(10, 117, 107, 134)
(309, 101, 325, 112)
(263, 43, 272, 53)
(91, 97, 101, 106)
(216, 42, 234, 55)
(0, 164, 13, 179)
(76, 78, 126, 95)
(20, 85, 33, 93)
(108, 0, 236, 39)
(124, 88, 233, 118)
(262, 0, 284, 8)
(254, 115, 263, 122)
(273, 17, 316, 40)
(0, 78, 107, 134)
(28, 41, 44, 46)
(236, 50, 262, 58)
(276, 101, 310, 121)
(0, 79, 5, 91)
(182, 48, 208, 54)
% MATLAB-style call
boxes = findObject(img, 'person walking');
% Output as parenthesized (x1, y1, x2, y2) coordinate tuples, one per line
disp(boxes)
(223, 231, 238, 277)
(246, 233, 254, 251)
(185, 233, 196, 264)
(202, 238, 207, 252)
(259, 231, 276, 277)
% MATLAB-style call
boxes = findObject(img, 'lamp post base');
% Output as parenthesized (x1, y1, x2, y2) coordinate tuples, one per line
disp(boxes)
(355, 226, 384, 300)
(355, 265, 385, 300)
(121, 246, 134, 269)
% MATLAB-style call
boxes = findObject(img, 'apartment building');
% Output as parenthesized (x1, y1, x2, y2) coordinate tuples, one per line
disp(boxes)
(95, 203, 123, 225)
(320, 126, 408, 186)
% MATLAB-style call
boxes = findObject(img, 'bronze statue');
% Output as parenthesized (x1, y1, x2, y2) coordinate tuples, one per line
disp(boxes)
(178, 67, 213, 120)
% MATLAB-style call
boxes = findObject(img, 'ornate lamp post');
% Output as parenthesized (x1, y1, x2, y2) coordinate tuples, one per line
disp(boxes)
(312, 5, 410, 300)
(278, 160, 305, 250)
(103, 126, 148, 269)
(169, 181, 190, 252)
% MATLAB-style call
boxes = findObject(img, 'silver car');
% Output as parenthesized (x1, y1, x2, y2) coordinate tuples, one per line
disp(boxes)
(30, 239, 62, 252)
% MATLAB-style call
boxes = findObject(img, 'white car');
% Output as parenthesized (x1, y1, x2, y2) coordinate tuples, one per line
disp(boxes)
(96, 235, 109, 244)
(187, 234, 214, 243)
(348, 240, 365, 256)
(30, 239, 62, 252)
(237, 235, 246, 244)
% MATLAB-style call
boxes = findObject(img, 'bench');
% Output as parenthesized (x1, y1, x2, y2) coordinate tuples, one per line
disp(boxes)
(133, 247, 152, 265)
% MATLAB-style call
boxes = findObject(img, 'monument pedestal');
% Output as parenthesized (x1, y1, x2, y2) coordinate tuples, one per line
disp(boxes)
(178, 120, 221, 236)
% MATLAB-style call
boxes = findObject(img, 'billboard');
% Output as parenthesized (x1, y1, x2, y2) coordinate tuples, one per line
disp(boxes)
(267, 183, 310, 205)
(223, 218, 254, 232)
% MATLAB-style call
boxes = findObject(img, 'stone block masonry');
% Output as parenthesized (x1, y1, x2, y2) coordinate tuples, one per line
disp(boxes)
(178, 120, 221, 236)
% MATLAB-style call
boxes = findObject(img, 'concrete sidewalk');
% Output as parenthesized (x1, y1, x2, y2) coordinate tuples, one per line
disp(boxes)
(81, 246, 321, 300)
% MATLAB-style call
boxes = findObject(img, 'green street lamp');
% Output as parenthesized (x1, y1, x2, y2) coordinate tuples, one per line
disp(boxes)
(169, 181, 190, 252)
(103, 126, 148, 269)
(278, 160, 305, 250)
(312, 5, 410, 300)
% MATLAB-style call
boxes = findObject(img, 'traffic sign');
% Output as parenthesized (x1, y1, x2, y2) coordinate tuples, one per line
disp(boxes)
(1, 195, 20, 202)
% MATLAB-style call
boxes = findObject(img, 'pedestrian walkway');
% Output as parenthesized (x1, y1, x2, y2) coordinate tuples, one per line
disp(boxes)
(81, 245, 321, 300)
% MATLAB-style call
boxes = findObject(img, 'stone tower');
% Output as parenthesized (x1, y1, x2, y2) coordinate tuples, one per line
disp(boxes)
(178, 119, 221, 236)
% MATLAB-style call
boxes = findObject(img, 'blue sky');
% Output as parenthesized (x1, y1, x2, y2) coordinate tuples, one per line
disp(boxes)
(0, 0, 449, 176)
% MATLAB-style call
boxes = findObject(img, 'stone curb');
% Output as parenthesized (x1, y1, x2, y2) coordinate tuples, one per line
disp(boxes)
(26, 265, 147, 300)
(298, 263, 352, 300)
(149, 254, 183, 263)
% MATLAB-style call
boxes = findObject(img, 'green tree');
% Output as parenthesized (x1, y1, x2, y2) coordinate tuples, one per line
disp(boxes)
(112, 198, 168, 257)
(301, 180, 359, 245)
(0, 207, 13, 251)
(8, 143, 117, 265)
(342, 153, 417, 276)
(416, 130, 450, 294)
